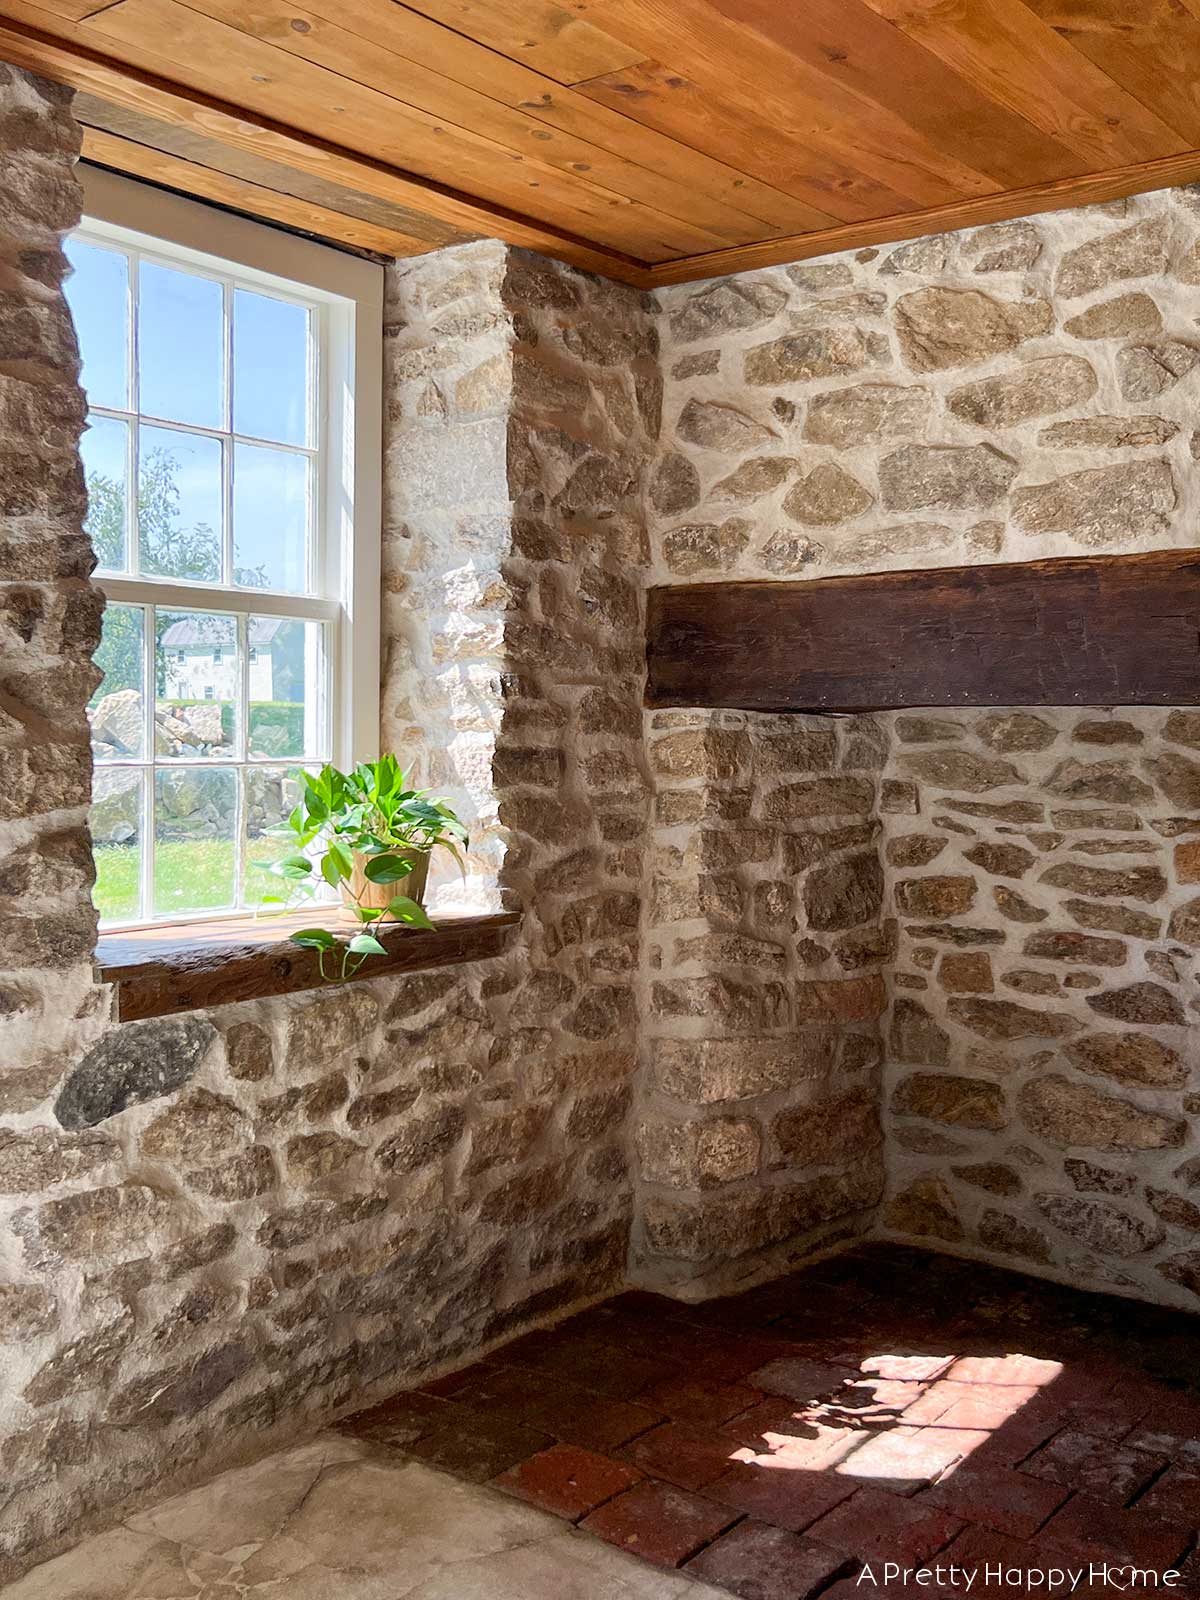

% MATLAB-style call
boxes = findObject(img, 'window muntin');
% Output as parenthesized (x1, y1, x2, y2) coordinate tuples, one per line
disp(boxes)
(68, 194, 376, 932)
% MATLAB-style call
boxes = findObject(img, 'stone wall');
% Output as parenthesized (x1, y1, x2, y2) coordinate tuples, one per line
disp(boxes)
(0, 95, 655, 1577)
(650, 185, 1200, 1310)
(651, 190, 1200, 583)
(635, 708, 887, 1295)
(880, 706, 1200, 1309)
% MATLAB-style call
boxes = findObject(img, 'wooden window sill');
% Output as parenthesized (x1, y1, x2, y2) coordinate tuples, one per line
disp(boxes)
(94, 906, 521, 1022)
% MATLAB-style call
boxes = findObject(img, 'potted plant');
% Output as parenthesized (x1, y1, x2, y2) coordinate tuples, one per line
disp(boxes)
(261, 755, 468, 983)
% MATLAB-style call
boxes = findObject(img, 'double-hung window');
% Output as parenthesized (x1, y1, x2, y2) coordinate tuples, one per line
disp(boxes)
(69, 168, 381, 929)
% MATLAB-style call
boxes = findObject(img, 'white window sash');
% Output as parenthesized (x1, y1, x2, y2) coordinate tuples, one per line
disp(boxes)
(77, 166, 382, 930)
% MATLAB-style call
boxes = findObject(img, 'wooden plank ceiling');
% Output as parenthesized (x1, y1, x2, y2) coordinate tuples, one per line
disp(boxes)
(4, 0, 1200, 284)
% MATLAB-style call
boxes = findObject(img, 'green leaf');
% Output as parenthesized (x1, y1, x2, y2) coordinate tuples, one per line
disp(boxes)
(271, 853, 313, 881)
(320, 851, 345, 889)
(386, 895, 435, 930)
(363, 852, 416, 884)
(291, 927, 335, 950)
(348, 933, 386, 956)
(351, 906, 382, 921)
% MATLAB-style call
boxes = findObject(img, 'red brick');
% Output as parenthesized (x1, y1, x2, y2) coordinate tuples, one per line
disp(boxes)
(1123, 1425, 1200, 1467)
(637, 1374, 765, 1426)
(404, 1412, 554, 1481)
(1039, 1492, 1192, 1568)
(858, 1353, 956, 1383)
(748, 1356, 858, 1404)
(922, 1462, 1070, 1539)
(938, 1525, 1051, 1594)
(685, 1519, 852, 1600)
(723, 1400, 862, 1469)
(943, 1355, 1064, 1388)
(704, 1457, 859, 1532)
(448, 1364, 663, 1451)
(416, 1360, 498, 1398)
(836, 1425, 990, 1495)
(334, 1389, 450, 1445)
(903, 1381, 1044, 1430)
(492, 1443, 642, 1521)
(806, 1484, 965, 1564)
(1136, 1463, 1200, 1525)
(825, 1376, 936, 1422)
(581, 1478, 738, 1568)
(1021, 1428, 1165, 1504)
(619, 1420, 742, 1490)
(691, 1332, 807, 1382)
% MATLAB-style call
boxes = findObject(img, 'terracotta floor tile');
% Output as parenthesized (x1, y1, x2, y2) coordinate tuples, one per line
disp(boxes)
(580, 1478, 738, 1568)
(492, 1443, 642, 1521)
(333, 1389, 451, 1446)
(447, 1363, 664, 1451)
(1021, 1427, 1166, 1504)
(416, 1360, 499, 1398)
(920, 1460, 1070, 1538)
(722, 1400, 866, 1469)
(1123, 1425, 1200, 1467)
(636, 1375, 765, 1427)
(685, 1518, 853, 1600)
(836, 1424, 991, 1496)
(618, 1420, 743, 1491)
(902, 1380, 1045, 1430)
(746, 1356, 859, 1405)
(1039, 1492, 1192, 1568)
(404, 1412, 554, 1482)
(1135, 1462, 1200, 1525)
(806, 1484, 965, 1565)
(703, 1457, 859, 1532)
(944, 1355, 1064, 1389)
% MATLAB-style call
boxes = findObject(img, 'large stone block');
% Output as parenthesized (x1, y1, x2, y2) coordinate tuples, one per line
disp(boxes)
(1018, 1074, 1185, 1149)
(54, 1018, 217, 1130)
(895, 287, 1051, 371)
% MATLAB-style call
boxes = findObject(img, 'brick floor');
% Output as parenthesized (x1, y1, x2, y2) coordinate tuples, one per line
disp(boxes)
(334, 1243, 1200, 1599)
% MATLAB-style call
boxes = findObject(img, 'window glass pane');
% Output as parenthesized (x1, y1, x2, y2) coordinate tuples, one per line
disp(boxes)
(138, 260, 224, 429)
(243, 766, 302, 905)
(91, 769, 143, 923)
(81, 414, 130, 573)
(64, 238, 128, 411)
(139, 425, 223, 583)
(155, 609, 238, 758)
(88, 602, 144, 760)
(248, 617, 324, 758)
(154, 767, 236, 916)
(233, 443, 309, 593)
(233, 289, 310, 446)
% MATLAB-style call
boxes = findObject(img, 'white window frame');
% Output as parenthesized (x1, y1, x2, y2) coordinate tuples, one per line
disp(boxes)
(78, 166, 382, 929)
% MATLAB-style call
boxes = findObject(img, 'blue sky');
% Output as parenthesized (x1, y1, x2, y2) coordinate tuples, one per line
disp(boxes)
(65, 236, 313, 594)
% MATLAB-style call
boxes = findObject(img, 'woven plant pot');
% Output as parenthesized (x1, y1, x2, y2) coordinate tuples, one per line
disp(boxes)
(338, 849, 429, 924)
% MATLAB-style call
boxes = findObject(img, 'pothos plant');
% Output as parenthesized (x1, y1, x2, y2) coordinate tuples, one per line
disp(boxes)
(261, 755, 468, 983)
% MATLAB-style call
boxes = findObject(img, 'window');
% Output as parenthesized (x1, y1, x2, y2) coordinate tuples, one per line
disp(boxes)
(71, 168, 381, 929)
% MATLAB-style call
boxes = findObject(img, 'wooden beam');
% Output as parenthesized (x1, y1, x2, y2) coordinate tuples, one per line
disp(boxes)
(645, 551, 1200, 713)
(96, 907, 520, 1020)
(0, 10, 653, 284)
(80, 128, 438, 258)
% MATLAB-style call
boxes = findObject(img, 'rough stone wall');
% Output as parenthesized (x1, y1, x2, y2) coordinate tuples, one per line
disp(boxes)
(0, 135, 655, 1575)
(649, 186, 1200, 1311)
(635, 708, 888, 1296)
(879, 706, 1200, 1310)
(651, 189, 1200, 582)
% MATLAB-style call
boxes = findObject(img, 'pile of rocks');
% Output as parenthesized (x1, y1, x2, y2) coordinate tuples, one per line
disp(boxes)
(88, 689, 232, 761)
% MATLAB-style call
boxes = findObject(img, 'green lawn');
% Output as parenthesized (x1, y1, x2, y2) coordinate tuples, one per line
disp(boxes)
(94, 836, 281, 923)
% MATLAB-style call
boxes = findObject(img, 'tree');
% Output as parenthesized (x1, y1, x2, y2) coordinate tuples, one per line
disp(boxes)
(87, 443, 268, 709)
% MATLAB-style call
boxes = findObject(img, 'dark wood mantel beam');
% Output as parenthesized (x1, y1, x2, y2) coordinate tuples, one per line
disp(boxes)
(645, 550, 1200, 714)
